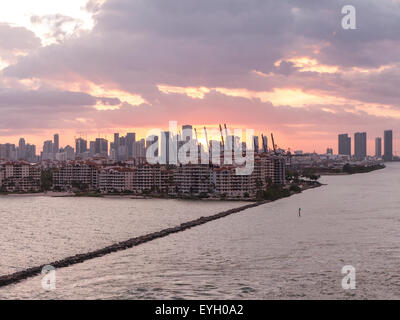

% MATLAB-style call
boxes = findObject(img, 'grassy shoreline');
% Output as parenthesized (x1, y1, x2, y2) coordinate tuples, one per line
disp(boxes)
(318, 163, 385, 176)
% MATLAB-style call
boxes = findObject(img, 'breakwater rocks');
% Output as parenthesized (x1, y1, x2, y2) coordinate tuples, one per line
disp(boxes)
(0, 200, 268, 288)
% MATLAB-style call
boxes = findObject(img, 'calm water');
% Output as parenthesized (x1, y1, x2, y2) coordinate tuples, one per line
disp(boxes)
(1, 163, 400, 299)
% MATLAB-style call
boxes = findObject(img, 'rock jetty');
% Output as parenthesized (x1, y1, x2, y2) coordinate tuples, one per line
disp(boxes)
(0, 201, 267, 288)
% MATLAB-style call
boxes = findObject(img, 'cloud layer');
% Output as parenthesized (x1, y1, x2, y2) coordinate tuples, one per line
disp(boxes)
(1, 0, 400, 153)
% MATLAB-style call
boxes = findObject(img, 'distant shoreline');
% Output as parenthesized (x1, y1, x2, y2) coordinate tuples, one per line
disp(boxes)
(317, 163, 386, 176)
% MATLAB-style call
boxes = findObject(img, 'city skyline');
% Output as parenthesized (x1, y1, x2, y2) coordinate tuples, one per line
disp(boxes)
(2, 0, 400, 303)
(2, 126, 400, 162)
(2, 1, 400, 155)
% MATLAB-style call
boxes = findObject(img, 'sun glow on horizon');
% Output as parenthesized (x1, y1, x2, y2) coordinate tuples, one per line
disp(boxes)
(157, 84, 211, 99)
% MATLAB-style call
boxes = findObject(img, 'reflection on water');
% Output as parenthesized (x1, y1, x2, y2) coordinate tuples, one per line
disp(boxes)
(1, 163, 400, 299)
(0, 197, 244, 275)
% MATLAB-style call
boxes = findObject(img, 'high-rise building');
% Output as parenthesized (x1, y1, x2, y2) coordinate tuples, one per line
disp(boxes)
(43, 140, 53, 154)
(118, 136, 128, 161)
(41, 140, 54, 160)
(18, 138, 26, 160)
(110, 132, 136, 161)
(182, 125, 193, 142)
(383, 130, 393, 161)
(338, 134, 351, 156)
(25, 144, 37, 162)
(146, 135, 159, 158)
(126, 133, 136, 158)
(89, 141, 96, 157)
(0, 143, 16, 160)
(75, 138, 88, 155)
(375, 137, 382, 158)
(113, 133, 120, 159)
(53, 134, 59, 154)
(354, 132, 367, 160)
(134, 139, 146, 160)
(95, 138, 108, 157)
(161, 131, 171, 164)
(57, 145, 75, 160)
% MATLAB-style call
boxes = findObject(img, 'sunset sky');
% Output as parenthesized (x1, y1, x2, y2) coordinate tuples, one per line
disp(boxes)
(1, 0, 400, 154)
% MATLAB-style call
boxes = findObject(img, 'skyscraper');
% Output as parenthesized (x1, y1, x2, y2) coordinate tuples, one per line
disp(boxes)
(42, 140, 54, 160)
(354, 132, 367, 160)
(18, 138, 26, 160)
(89, 141, 95, 157)
(383, 130, 393, 161)
(95, 138, 108, 157)
(113, 133, 120, 160)
(134, 139, 146, 160)
(146, 135, 159, 159)
(338, 134, 351, 156)
(126, 133, 136, 158)
(75, 138, 88, 155)
(53, 134, 59, 154)
(375, 137, 382, 158)
(182, 125, 193, 142)
(161, 131, 171, 164)
(43, 140, 53, 154)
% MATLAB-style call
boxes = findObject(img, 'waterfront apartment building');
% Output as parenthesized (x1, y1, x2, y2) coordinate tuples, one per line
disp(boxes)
(375, 137, 382, 158)
(52, 161, 99, 191)
(48, 152, 287, 198)
(0, 161, 41, 192)
(354, 132, 367, 160)
(174, 164, 212, 195)
(132, 164, 164, 193)
(338, 134, 351, 156)
(98, 167, 134, 193)
(253, 154, 286, 187)
(383, 130, 393, 161)
(213, 166, 256, 198)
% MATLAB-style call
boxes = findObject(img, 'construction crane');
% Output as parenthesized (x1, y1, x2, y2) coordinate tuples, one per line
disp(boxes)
(253, 136, 259, 153)
(271, 133, 278, 155)
(203, 126, 210, 151)
(224, 123, 233, 152)
(219, 124, 225, 148)
(194, 128, 202, 161)
(261, 134, 268, 153)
